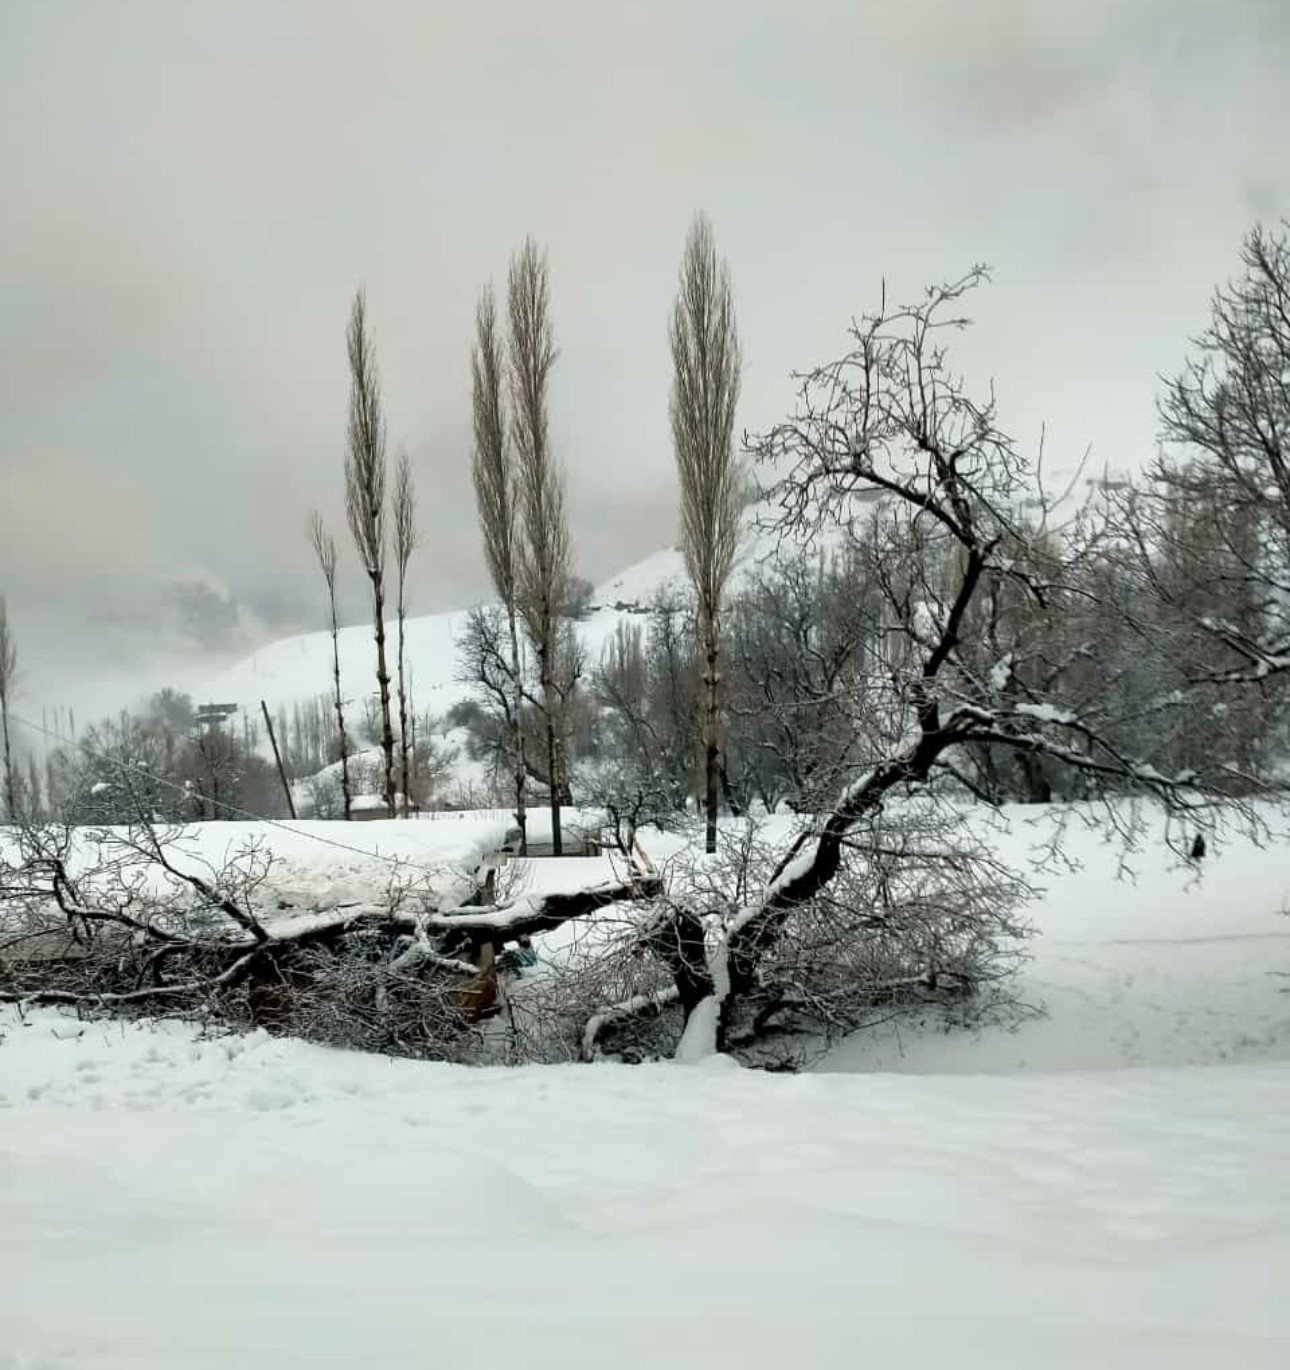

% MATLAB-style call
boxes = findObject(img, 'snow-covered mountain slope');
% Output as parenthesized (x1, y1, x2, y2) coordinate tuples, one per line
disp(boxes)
(206, 604, 475, 717)
(203, 499, 829, 719)
(203, 555, 682, 720)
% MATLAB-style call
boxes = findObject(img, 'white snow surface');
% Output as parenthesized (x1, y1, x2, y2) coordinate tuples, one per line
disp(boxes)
(3, 803, 1290, 1365)
(2, 1012, 1287, 1367)
(821, 807, 1290, 1074)
(0, 815, 515, 922)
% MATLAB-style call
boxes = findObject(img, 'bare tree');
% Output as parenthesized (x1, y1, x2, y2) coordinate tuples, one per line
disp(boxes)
(392, 450, 418, 817)
(308, 513, 352, 820)
(585, 621, 679, 845)
(343, 290, 396, 817)
(1141, 221, 1290, 690)
(1084, 223, 1290, 791)
(670, 213, 744, 852)
(722, 545, 875, 813)
(0, 595, 16, 820)
(509, 239, 571, 854)
(631, 267, 1227, 1060)
(453, 604, 579, 801)
(405, 664, 418, 810)
(472, 283, 527, 853)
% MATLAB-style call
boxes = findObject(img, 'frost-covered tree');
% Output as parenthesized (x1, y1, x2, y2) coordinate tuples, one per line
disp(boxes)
(623, 267, 1225, 1060)
(1112, 222, 1290, 784)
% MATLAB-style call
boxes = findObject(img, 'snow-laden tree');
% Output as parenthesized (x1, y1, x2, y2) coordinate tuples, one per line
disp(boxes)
(1110, 222, 1290, 783)
(608, 267, 1225, 1060)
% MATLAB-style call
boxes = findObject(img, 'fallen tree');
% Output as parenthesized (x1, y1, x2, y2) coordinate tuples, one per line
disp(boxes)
(1, 803, 660, 1060)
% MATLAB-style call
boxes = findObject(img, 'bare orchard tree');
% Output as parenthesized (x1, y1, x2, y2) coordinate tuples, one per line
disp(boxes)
(584, 622, 682, 851)
(453, 604, 580, 803)
(722, 544, 877, 813)
(453, 605, 525, 798)
(1110, 222, 1290, 778)
(343, 290, 397, 818)
(472, 282, 527, 852)
(670, 213, 743, 853)
(613, 267, 1226, 1061)
(0, 596, 15, 820)
(579, 806, 1035, 1066)
(392, 450, 418, 816)
(308, 513, 352, 820)
(509, 239, 572, 854)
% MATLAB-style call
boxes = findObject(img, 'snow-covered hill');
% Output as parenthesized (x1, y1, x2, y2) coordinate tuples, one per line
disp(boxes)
(203, 500, 825, 720)
(204, 554, 680, 720)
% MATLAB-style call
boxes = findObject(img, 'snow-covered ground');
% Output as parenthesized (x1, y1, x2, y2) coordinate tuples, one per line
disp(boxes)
(821, 806, 1290, 1073)
(2, 1014, 1287, 1367)
(0, 813, 516, 919)
(3, 803, 1289, 1366)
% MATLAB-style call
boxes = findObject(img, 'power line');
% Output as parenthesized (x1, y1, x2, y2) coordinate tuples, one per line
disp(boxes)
(6, 711, 494, 879)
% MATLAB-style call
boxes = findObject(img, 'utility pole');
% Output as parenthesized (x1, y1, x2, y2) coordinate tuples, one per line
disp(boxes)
(261, 700, 297, 820)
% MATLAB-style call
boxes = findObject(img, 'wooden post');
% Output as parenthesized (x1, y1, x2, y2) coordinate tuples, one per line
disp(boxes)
(261, 700, 297, 820)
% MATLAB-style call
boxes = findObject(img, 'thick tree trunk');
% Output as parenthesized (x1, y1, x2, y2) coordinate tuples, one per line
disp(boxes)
(370, 578, 397, 818)
(671, 708, 971, 1058)
(1017, 750, 1052, 804)
(506, 604, 528, 855)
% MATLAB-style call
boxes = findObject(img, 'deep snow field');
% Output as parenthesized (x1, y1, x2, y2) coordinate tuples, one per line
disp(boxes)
(3, 804, 1289, 1368)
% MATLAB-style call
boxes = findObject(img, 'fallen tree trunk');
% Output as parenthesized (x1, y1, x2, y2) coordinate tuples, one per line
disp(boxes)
(3, 847, 663, 1045)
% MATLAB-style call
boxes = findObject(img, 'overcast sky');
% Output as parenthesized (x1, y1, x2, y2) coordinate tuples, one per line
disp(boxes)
(3, 0, 1288, 723)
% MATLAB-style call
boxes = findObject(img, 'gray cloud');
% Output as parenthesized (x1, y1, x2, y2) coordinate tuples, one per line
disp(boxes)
(2, 0, 1287, 722)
